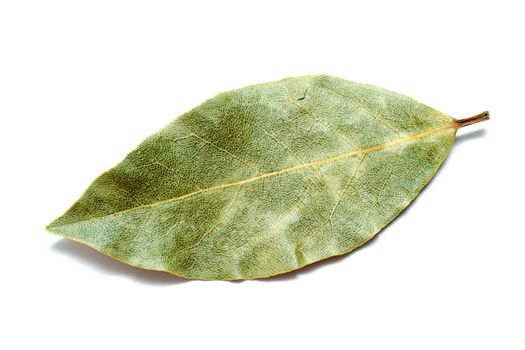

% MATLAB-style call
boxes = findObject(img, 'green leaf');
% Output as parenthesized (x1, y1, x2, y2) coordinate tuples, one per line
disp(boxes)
(47, 75, 488, 280)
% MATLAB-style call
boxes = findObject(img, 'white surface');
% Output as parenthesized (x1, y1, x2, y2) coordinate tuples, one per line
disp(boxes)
(1, 1, 523, 349)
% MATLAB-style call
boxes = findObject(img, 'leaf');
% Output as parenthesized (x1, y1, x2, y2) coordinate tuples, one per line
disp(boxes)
(47, 75, 488, 280)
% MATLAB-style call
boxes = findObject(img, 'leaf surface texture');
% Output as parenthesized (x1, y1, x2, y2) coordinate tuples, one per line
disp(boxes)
(48, 75, 461, 280)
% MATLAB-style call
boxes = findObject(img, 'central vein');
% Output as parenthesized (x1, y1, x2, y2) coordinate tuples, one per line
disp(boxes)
(53, 123, 455, 227)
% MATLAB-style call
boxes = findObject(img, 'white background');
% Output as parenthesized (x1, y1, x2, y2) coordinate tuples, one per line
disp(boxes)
(1, 1, 523, 349)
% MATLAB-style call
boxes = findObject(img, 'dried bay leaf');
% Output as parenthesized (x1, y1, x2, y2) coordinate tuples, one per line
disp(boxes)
(47, 75, 488, 280)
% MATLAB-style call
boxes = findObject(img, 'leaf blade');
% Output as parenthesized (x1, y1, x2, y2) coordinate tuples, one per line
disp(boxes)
(48, 75, 461, 279)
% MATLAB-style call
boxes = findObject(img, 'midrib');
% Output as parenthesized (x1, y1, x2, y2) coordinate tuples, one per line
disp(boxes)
(50, 123, 456, 228)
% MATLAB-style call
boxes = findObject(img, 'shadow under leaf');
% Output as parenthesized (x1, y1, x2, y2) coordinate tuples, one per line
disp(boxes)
(52, 239, 188, 285)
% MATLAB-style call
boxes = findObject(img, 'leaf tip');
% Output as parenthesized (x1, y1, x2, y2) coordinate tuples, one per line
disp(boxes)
(45, 219, 62, 233)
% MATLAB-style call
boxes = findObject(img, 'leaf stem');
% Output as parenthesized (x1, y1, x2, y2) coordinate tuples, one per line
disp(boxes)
(454, 111, 490, 129)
